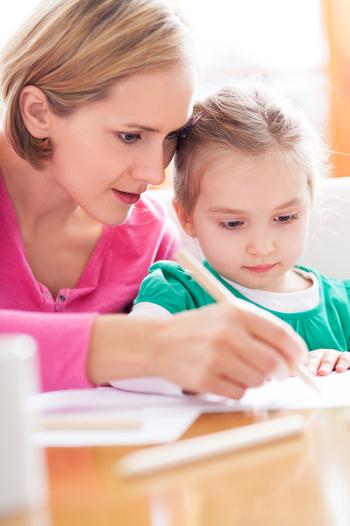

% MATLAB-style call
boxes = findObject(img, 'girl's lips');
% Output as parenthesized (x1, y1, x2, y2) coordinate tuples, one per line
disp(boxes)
(243, 264, 277, 273)
(112, 189, 141, 205)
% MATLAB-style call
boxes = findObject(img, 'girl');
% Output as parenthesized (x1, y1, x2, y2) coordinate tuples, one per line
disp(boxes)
(132, 83, 350, 376)
(0, 1, 304, 397)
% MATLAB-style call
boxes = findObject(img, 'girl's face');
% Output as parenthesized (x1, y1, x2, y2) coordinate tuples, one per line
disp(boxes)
(181, 148, 311, 292)
(48, 63, 195, 225)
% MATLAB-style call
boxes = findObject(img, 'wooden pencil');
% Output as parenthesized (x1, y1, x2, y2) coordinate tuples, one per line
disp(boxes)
(117, 414, 305, 477)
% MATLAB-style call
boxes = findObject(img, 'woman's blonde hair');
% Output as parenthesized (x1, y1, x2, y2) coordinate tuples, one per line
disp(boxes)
(0, 0, 192, 168)
(174, 82, 327, 216)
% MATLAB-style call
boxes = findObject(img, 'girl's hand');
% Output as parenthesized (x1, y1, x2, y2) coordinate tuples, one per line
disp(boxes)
(306, 349, 350, 376)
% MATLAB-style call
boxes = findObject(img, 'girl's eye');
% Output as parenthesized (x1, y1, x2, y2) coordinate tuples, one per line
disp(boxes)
(274, 214, 298, 225)
(166, 131, 180, 141)
(166, 127, 189, 141)
(118, 132, 141, 144)
(219, 220, 244, 230)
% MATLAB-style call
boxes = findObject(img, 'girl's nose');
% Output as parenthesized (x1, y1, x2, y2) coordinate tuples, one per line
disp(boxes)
(246, 234, 276, 256)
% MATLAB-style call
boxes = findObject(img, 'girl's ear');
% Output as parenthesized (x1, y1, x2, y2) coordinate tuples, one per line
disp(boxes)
(172, 198, 196, 238)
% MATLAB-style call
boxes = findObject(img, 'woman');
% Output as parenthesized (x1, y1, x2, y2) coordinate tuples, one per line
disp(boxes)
(0, 0, 305, 395)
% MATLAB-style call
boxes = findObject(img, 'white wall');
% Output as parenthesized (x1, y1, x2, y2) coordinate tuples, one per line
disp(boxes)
(0, 0, 328, 131)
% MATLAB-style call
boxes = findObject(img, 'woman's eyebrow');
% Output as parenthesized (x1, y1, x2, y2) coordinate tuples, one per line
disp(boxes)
(121, 122, 160, 132)
(121, 118, 193, 134)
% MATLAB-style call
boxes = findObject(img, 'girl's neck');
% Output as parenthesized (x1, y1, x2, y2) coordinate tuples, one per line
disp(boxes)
(255, 268, 313, 294)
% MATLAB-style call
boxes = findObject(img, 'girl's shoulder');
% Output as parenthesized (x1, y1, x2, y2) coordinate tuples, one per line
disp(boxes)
(296, 264, 350, 306)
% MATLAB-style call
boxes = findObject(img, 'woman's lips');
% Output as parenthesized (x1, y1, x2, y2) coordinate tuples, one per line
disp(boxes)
(243, 264, 277, 273)
(112, 189, 141, 205)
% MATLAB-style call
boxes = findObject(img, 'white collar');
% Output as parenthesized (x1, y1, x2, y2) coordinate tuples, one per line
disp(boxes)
(223, 268, 319, 313)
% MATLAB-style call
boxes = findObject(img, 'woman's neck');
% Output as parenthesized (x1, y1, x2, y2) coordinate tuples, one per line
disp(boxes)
(0, 133, 80, 232)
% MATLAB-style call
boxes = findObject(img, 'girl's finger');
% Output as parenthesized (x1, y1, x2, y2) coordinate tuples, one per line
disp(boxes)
(317, 351, 339, 376)
(305, 351, 322, 375)
(335, 352, 350, 373)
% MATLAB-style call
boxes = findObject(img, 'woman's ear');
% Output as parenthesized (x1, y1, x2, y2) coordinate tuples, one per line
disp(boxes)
(19, 85, 52, 139)
(172, 198, 196, 237)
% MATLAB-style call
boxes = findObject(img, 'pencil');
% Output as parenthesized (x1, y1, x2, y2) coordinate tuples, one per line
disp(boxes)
(37, 412, 141, 431)
(117, 414, 305, 477)
(175, 249, 320, 394)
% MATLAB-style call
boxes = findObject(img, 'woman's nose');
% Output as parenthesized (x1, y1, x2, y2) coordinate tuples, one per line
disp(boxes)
(132, 149, 167, 186)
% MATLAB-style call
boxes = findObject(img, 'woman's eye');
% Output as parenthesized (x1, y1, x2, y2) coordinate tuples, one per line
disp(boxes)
(274, 214, 298, 224)
(118, 132, 141, 144)
(219, 220, 244, 230)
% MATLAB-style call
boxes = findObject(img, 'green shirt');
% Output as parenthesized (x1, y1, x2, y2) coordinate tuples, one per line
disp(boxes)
(134, 260, 350, 351)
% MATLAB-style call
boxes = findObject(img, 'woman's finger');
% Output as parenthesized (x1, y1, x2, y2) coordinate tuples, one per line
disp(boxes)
(213, 343, 267, 388)
(224, 330, 290, 381)
(237, 300, 307, 368)
(203, 374, 247, 400)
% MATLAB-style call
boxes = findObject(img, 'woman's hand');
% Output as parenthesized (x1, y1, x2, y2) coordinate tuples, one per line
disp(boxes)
(306, 349, 350, 376)
(151, 301, 307, 399)
(88, 301, 307, 399)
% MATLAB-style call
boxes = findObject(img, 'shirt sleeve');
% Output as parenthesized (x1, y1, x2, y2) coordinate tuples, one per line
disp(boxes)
(0, 310, 97, 391)
(134, 261, 207, 314)
(129, 301, 173, 318)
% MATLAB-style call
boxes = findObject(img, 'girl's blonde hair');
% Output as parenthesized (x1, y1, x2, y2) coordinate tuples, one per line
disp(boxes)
(0, 0, 192, 168)
(174, 82, 327, 216)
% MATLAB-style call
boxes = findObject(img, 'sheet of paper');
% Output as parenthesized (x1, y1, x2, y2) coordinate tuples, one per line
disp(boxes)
(111, 371, 350, 411)
(31, 406, 200, 448)
(31, 371, 350, 447)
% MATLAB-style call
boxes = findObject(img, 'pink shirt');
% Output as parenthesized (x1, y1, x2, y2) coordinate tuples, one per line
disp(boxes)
(0, 174, 180, 391)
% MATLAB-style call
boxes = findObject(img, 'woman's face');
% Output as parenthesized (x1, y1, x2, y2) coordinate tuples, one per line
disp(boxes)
(48, 63, 195, 225)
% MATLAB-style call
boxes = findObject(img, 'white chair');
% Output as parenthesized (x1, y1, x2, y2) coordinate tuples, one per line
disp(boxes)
(152, 176, 350, 279)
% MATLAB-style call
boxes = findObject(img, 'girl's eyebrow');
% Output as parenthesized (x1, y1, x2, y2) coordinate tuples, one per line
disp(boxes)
(209, 198, 305, 215)
(209, 207, 247, 214)
(273, 198, 304, 210)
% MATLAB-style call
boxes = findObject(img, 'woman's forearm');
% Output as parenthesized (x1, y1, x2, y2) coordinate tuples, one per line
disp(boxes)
(87, 315, 163, 385)
(0, 309, 96, 391)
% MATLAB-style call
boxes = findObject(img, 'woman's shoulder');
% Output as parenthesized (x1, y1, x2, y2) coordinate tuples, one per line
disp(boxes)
(127, 190, 169, 225)
(109, 190, 180, 253)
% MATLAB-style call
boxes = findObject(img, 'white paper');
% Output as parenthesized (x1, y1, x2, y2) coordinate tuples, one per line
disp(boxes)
(110, 376, 182, 396)
(31, 405, 199, 448)
(110, 372, 350, 411)
(30, 371, 350, 447)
